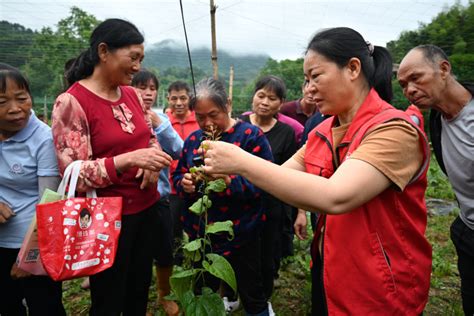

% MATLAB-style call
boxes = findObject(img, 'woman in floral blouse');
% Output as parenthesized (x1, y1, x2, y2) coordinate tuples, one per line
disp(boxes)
(51, 19, 171, 315)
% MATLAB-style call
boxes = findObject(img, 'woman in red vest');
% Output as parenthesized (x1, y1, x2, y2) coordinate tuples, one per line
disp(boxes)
(200, 27, 432, 315)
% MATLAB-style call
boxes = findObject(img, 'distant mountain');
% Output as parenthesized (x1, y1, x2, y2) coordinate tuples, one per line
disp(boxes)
(0, 21, 37, 68)
(143, 39, 270, 83)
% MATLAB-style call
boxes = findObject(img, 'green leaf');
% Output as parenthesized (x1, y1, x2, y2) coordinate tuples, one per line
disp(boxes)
(182, 238, 204, 252)
(189, 196, 212, 215)
(170, 269, 200, 301)
(189, 166, 202, 174)
(181, 290, 196, 313)
(206, 221, 234, 240)
(183, 287, 226, 316)
(203, 254, 237, 293)
(205, 179, 227, 194)
(183, 239, 205, 263)
(184, 248, 202, 262)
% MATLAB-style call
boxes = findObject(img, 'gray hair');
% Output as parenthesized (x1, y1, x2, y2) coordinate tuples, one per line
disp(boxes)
(413, 44, 451, 71)
(190, 77, 228, 112)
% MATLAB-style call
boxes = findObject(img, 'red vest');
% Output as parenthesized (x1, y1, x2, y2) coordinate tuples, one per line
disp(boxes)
(305, 89, 432, 315)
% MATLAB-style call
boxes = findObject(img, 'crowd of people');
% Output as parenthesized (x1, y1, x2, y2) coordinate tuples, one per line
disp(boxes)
(0, 17, 472, 316)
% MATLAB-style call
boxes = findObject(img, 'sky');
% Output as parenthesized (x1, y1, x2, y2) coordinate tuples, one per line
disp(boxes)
(0, 0, 470, 60)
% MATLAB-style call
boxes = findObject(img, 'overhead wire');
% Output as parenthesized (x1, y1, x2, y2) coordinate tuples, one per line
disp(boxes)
(179, 0, 196, 96)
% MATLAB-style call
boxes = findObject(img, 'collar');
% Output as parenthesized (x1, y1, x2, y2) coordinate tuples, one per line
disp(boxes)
(5, 112, 41, 143)
(339, 88, 387, 143)
(168, 111, 197, 124)
(295, 99, 304, 114)
(317, 88, 384, 141)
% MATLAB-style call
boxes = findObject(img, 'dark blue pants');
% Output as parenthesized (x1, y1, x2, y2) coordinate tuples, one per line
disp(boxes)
(200, 238, 268, 315)
(152, 199, 174, 267)
(450, 216, 474, 316)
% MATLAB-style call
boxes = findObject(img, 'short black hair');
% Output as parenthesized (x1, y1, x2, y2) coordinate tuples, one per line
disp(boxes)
(80, 208, 91, 218)
(253, 75, 287, 101)
(132, 69, 159, 90)
(167, 81, 190, 95)
(0, 63, 32, 97)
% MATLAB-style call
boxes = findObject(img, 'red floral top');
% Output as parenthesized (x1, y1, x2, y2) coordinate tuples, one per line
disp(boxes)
(52, 82, 161, 214)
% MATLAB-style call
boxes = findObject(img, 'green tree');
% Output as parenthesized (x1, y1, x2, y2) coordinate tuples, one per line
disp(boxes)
(0, 21, 36, 68)
(23, 7, 100, 104)
(388, 1, 474, 64)
(450, 54, 474, 81)
(232, 58, 305, 114)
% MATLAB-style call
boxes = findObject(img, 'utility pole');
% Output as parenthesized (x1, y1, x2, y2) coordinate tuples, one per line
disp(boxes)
(43, 96, 48, 124)
(229, 65, 234, 102)
(210, 0, 218, 79)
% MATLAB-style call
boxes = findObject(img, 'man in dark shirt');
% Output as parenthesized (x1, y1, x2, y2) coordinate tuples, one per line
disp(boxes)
(280, 83, 317, 126)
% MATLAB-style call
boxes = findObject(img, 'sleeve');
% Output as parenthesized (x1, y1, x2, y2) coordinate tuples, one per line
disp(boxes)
(132, 88, 161, 150)
(224, 128, 274, 197)
(36, 130, 59, 177)
(349, 120, 423, 191)
(38, 176, 61, 198)
(172, 137, 194, 198)
(51, 93, 114, 191)
(154, 113, 183, 160)
(291, 144, 306, 166)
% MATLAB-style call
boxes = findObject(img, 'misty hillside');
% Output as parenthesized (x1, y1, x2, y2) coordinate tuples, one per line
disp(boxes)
(143, 39, 270, 82)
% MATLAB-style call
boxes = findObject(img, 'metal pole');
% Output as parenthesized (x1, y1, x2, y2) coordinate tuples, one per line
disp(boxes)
(210, 0, 218, 79)
(229, 65, 234, 102)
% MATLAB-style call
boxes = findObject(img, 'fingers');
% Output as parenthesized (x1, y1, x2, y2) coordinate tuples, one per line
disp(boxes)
(140, 170, 159, 190)
(11, 263, 32, 279)
(136, 148, 172, 172)
(140, 171, 150, 190)
(294, 224, 307, 240)
(135, 168, 144, 179)
(182, 173, 196, 193)
(294, 210, 308, 240)
(0, 202, 15, 224)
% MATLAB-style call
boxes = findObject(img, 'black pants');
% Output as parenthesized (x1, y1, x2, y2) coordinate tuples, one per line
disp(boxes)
(200, 238, 268, 315)
(311, 247, 328, 316)
(261, 196, 284, 300)
(152, 199, 174, 267)
(450, 216, 474, 316)
(0, 247, 65, 316)
(280, 205, 295, 259)
(169, 194, 186, 265)
(89, 205, 156, 316)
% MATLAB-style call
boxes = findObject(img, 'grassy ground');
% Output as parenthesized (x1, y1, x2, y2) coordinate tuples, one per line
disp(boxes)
(63, 157, 463, 315)
(62, 210, 462, 315)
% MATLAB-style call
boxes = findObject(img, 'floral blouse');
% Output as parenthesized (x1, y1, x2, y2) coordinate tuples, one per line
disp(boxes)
(52, 83, 160, 193)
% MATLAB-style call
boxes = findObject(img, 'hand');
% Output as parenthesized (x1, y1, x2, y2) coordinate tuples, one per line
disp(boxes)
(10, 263, 32, 279)
(294, 209, 308, 240)
(116, 148, 172, 173)
(200, 141, 247, 175)
(0, 202, 15, 224)
(147, 110, 162, 129)
(136, 169, 159, 190)
(181, 173, 197, 194)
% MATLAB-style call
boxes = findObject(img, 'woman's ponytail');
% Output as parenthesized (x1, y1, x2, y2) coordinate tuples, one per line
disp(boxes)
(371, 46, 393, 103)
(65, 48, 96, 85)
